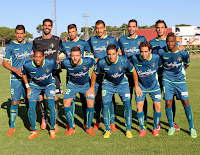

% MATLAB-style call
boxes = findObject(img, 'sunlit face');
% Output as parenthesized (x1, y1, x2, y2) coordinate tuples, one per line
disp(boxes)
(68, 28, 78, 40)
(34, 51, 45, 66)
(156, 23, 166, 37)
(128, 22, 138, 36)
(140, 47, 152, 60)
(107, 49, 118, 63)
(95, 23, 106, 37)
(42, 21, 53, 35)
(15, 29, 26, 43)
(71, 51, 82, 65)
(167, 36, 176, 51)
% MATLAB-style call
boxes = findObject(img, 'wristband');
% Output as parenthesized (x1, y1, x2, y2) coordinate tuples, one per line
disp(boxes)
(25, 83, 30, 88)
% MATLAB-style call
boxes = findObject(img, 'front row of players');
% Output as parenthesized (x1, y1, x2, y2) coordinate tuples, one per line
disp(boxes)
(21, 34, 197, 139)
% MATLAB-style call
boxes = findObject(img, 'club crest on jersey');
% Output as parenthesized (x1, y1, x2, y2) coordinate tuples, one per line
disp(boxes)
(178, 57, 181, 61)
(118, 66, 122, 71)
(46, 68, 49, 73)
(106, 41, 109, 44)
(50, 43, 54, 48)
(27, 46, 30, 50)
(77, 45, 80, 47)
(83, 66, 86, 70)
(152, 63, 155, 67)
(138, 41, 140, 45)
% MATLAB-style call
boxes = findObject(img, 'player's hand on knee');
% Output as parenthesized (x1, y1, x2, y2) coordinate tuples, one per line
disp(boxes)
(135, 86, 143, 98)
(86, 87, 95, 98)
(27, 88, 33, 99)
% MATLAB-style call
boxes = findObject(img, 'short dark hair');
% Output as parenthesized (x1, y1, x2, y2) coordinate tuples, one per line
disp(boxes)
(167, 32, 176, 38)
(33, 50, 44, 56)
(71, 46, 81, 53)
(139, 41, 152, 50)
(128, 19, 138, 26)
(106, 44, 118, 52)
(155, 20, 167, 28)
(68, 24, 77, 30)
(15, 25, 25, 33)
(95, 20, 105, 27)
(43, 19, 53, 26)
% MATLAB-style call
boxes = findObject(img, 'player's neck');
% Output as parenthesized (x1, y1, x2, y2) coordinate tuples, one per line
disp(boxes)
(43, 33, 52, 39)
(70, 37, 78, 42)
(129, 33, 137, 39)
(98, 33, 106, 39)
(169, 46, 178, 53)
(15, 40, 25, 44)
(157, 35, 166, 40)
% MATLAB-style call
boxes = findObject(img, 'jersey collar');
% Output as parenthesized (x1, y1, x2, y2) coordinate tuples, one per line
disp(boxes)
(97, 35, 107, 39)
(166, 46, 179, 53)
(32, 59, 45, 67)
(71, 58, 83, 66)
(127, 34, 138, 39)
(106, 56, 119, 64)
(155, 36, 166, 41)
(139, 53, 152, 61)
(69, 37, 79, 42)
(13, 40, 26, 44)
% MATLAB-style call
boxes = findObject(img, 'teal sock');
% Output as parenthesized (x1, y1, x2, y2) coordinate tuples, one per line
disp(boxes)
(123, 100, 132, 130)
(64, 107, 75, 129)
(47, 99, 56, 130)
(103, 102, 111, 131)
(86, 107, 94, 129)
(184, 105, 194, 130)
(110, 102, 115, 124)
(28, 101, 37, 131)
(137, 111, 145, 130)
(153, 111, 161, 129)
(70, 100, 75, 117)
(165, 107, 174, 128)
(10, 103, 19, 128)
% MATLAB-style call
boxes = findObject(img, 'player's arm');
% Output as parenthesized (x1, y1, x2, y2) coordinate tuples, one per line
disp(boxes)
(86, 70, 97, 97)
(21, 68, 32, 99)
(131, 69, 143, 97)
(2, 60, 22, 77)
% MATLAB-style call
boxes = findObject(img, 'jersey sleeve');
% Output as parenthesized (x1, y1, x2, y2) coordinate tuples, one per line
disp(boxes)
(61, 58, 67, 69)
(94, 61, 101, 74)
(3, 45, 12, 60)
(21, 64, 27, 75)
(84, 41, 92, 53)
(158, 56, 163, 67)
(88, 58, 96, 68)
(182, 50, 190, 65)
(87, 37, 93, 53)
(59, 43, 65, 53)
(113, 38, 119, 49)
(53, 60, 59, 70)
(123, 57, 134, 72)
(118, 38, 122, 50)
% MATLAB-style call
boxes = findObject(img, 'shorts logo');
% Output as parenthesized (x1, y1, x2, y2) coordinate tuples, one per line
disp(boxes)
(89, 93, 95, 98)
(46, 68, 49, 73)
(125, 93, 130, 98)
(118, 66, 122, 71)
(65, 89, 71, 95)
(106, 41, 109, 45)
(181, 92, 188, 96)
(50, 43, 54, 48)
(178, 57, 181, 61)
(152, 63, 155, 67)
(83, 66, 86, 70)
(155, 94, 161, 99)
(50, 90, 55, 95)
(138, 41, 140, 45)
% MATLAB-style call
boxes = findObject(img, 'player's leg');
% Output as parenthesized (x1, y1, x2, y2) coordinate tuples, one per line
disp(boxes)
(38, 92, 47, 130)
(143, 98, 148, 128)
(110, 95, 116, 131)
(80, 93, 87, 128)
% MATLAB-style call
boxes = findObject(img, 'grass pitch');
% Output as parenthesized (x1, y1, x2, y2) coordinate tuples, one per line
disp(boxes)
(0, 59, 199, 155)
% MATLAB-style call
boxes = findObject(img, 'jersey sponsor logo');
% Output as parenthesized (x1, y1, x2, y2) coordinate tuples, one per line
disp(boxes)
(50, 43, 54, 48)
(137, 69, 157, 77)
(111, 72, 123, 78)
(44, 49, 57, 55)
(33, 74, 51, 81)
(164, 62, 182, 68)
(93, 46, 106, 53)
(152, 63, 155, 67)
(70, 71, 89, 78)
(15, 51, 31, 59)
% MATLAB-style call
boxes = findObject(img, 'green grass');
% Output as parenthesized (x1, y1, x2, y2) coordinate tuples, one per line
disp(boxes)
(0, 59, 200, 155)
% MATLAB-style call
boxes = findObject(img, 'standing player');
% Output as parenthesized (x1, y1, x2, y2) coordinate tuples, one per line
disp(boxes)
(131, 41, 162, 137)
(61, 47, 96, 136)
(149, 20, 181, 130)
(158, 32, 197, 138)
(87, 44, 142, 138)
(2, 25, 32, 136)
(60, 24, 91, 128)
(33, 19, 62, 131)
(22, 50, 58, 139)
(88, 20, 119, 131)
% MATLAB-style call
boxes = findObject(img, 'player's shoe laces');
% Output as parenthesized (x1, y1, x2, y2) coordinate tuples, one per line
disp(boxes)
(168, 127, 175, 136)
(152, 129, 159, 136)
(65, 128, 76, 136)
(173, 123, 180, 130)
(7, 128, 15, 136)
(83, 124, 87, 130)
(92, 122, 102, 131)
(144, 120, 147, 129)
(103, 130, 111, 138)
(27, 130, 38, 139)
(50, 130, 56, 139)
(126, 130, 133, 138)
(41, 118, 47, 130)
(55, 124, 59, 132)
(157, 123, 161, 130)
(139, 129, 147, 137)
(190, 129, 197, 138)
(86, 128, 95, 136)
(110, 123, 117, 132)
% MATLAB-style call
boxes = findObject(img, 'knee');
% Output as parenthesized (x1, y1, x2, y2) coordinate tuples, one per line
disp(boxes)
(182, 100, 189, 107)
(103, 102, 111, 109)
(12, 101, 19, 105)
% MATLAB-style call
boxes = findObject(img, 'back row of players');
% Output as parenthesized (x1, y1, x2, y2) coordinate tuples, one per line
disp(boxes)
(2, 19, 197, 139)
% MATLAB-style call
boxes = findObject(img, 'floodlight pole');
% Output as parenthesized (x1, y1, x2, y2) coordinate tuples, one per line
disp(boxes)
(52, 0, 57, 36)
(82, 14, 90, 40)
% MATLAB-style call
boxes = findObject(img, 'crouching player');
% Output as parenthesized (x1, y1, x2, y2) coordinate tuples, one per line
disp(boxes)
(158, 32, 197, 138)
(22, 50, 58, 139)
(131, 41, 162, 137)
(61, 47, 96, 136)
(87, 44, 142, 138)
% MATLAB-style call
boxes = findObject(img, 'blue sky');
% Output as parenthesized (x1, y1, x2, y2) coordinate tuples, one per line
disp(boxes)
(1, 0, 200, 38)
